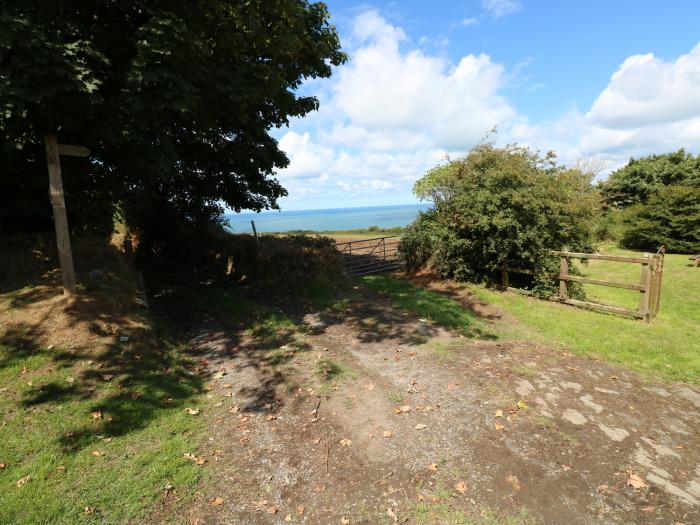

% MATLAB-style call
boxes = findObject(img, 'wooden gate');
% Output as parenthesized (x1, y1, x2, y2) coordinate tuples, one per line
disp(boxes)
(501, 246, 665, 321)
(334, 236, 402, 276)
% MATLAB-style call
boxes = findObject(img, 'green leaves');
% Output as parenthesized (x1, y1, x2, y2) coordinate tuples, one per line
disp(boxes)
(401, 143, 599, 290)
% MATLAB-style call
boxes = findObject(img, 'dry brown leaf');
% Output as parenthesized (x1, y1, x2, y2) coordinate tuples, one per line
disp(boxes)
(84, 507, 95, 514)
(495, 423, 504, 431)
(90, 411, 102, 420)
(339, 438, 352, 447)
(341, 517, 350, 524)
(455, 480, 468, 494)
(428, 463, 438, 471)
(0, 463, 6, 469)
(185, 408, 200, 416)
(365, 384, 375, 391)
(91, 450, 104, 457)
(285, 515, 292, 522)
(266, 415, 277, 421)
(222, 383, 232, 389)
(506, 474, 521, 492)
(101, 374, 114, 381)
(414, 423, 428, 430)
(210, 497, 224, 506)
(267, 506, 278, 514)
(297, 505, 305, 514)
(382, 431, 392, 438)
(627, 473, 647, 489)
(16, 475, 31, 487)
(494, 409, 503, 418)
(387, 507, 398, 522)
(397, 405, 411, 413)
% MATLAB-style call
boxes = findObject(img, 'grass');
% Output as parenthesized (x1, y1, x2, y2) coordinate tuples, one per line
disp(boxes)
(0, 323, 207, 524)
(413, 502, 541, 525)
(316, 358, 357, 396)
(471, 245, 700, 383)
(358, 275, 493, 338)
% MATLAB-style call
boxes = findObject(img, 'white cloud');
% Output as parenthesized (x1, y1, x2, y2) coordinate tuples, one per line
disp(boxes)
(271, 10, 700, 208)
(481, 0, 522, 19)
(460, 17, 479, 27)
(587, 44, 700, 128)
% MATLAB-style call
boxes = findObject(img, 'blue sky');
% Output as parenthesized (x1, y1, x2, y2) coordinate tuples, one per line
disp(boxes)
(267, 0, 700, 210)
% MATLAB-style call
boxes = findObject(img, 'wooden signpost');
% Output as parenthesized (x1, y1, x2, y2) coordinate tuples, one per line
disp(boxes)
(43, 134, 90, 296)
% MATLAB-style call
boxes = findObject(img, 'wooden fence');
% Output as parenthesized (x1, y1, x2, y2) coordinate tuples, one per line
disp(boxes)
(501, 246, 665, 321)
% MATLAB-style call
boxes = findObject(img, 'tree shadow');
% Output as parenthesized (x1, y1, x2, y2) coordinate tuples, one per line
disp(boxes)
(1, 234, 204, 453)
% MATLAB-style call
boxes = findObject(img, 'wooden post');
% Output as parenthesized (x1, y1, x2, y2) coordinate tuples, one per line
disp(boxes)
(44, 134, 76, 296)
(501, 267, 509, 289)
(638, 254, 652, 321)
(250, 220, 258, 244)
(558, 256, 568, 300)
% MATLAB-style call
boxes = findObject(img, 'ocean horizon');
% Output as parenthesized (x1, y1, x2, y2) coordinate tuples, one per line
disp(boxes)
(224, 203, 431, 233)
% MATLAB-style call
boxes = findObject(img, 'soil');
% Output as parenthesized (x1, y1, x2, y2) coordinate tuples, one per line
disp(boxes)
(170, 280, 700, 525)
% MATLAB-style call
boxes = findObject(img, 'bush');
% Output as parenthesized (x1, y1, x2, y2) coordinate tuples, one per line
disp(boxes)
(400, 144, 599, 297)
(139, 223, 343, 287)
(622, 185, 700, 253)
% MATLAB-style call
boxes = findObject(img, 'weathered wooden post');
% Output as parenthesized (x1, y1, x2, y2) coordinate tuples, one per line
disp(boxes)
(250, 220, 259, 244)
(43, 135, 90, 296)
(558, 254, 568, 300)
(638, 253, 652, 321)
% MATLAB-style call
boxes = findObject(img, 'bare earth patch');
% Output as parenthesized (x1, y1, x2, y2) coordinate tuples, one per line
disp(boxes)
(179, 284, 699, 525)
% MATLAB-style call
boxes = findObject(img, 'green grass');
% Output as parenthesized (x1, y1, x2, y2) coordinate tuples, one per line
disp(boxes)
(0, 326, 207, 524)
(358, 275, 494, 339)
(472, 245, 700, 383)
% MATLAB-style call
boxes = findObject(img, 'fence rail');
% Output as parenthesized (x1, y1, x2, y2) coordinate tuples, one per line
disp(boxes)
(334, 236, 402, 276)
(501, 246, 665, 321)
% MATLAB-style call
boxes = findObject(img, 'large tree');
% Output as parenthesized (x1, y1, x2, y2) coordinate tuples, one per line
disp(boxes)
(0, 1, 345, 241)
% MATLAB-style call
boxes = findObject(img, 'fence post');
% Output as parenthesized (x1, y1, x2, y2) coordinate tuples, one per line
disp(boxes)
(501, 267, 509, 289)
(638, 254, 652, 321)
(250, 220, 259, 245)
(558, 255, 568, 300)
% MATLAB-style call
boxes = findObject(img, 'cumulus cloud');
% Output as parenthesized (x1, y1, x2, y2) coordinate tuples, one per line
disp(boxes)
(271, 10, 700, 207)
(587, 44, 700, 128)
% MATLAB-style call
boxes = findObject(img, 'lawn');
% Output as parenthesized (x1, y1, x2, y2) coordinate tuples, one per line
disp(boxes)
(356, 246, 699, 384)
(472, 246, 700, 383)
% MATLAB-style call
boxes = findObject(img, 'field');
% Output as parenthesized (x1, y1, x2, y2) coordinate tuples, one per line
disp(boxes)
(470, 245, 700, 383)
(1, 237, 698, 524)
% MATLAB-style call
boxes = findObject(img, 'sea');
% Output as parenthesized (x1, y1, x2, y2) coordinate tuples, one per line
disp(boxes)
(224, 203, 431, 233)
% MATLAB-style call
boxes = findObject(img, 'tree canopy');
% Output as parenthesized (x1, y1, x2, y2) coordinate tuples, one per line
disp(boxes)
(599, 149, 700, 207)
(401, 144, 599, 294)
(0, 1, 345, 241)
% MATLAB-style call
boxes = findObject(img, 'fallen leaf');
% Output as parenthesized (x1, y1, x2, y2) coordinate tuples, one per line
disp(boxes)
(297, 505, 305, 514)
(267, 506, 278, 514)
(495, 423, 504, 431)
(341, 517, 350, 525)
(387, 507, 398, 522)
(210, 497, 224, 506)
(365, 384, 375, 391)
(516, 400, 528, 411)
(101, 374, 114, 381)
(494, 409, 503, 418)
(222, 383, 232, 389)
(382, 431, 392, 438)
(455, 480, 468, 494)
(414, 423, 428, 430)
(285, 515, 292, 522)
(428, 463, 438, 471)
(627, 473, 647, 489)
(506, 474, 521, 492)
(266, 415, 277, 421)
(84, 507, 95, 514)
(91, 450, 104, 457)
(339, 438, 352, 447)
(229, 405, 240, 413)
(90, 411, 102, 420)
(0, 463, 6, 469)
(313, 437, 322, 445)
(16, 475, 31, 487)
(185, 408, 200, 415)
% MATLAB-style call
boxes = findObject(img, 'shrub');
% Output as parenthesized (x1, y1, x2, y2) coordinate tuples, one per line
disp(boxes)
(400, 144, 599, 297)
(139, 223, 343, 288)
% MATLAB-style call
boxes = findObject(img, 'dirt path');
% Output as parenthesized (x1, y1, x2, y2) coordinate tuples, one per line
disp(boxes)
(178, 285, 699, 525)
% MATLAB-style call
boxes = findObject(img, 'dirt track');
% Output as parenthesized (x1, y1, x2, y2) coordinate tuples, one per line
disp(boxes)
(176, 283, 700, 525)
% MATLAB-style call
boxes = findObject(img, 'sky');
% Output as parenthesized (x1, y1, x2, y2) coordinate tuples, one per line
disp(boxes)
(267, 0, 700, 211)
